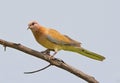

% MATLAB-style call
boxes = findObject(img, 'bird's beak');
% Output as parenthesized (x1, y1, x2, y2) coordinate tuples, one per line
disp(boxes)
(27, 27, 30, 30)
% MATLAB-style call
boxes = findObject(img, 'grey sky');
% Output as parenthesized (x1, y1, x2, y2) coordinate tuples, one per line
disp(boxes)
(0, 0, 120, 83)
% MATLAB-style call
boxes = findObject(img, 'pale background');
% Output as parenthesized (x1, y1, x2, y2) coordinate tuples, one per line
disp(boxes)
(0, 0, 119, 83)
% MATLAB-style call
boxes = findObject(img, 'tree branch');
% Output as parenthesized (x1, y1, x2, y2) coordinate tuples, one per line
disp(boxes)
(0, 39, 99, 83)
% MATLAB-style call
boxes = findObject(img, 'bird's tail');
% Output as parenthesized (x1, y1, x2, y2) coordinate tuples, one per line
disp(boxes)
(64, 47, 105, 61)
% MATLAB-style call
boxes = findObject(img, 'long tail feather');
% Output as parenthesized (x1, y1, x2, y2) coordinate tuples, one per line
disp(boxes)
(64, 47, 105, 61)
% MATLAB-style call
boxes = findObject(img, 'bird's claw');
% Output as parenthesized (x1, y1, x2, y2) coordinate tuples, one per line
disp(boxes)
(41, 49, 50, 55)
(41, 49, 59, 61)
(53, 58, 64, 63)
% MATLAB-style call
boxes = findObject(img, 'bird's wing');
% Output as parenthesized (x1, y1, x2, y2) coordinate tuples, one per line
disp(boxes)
(46, 29, 80, 47)
(64, 35, 81, 46)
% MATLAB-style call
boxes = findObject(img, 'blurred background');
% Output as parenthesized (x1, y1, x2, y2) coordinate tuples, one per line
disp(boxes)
(0, 0, 120, 83)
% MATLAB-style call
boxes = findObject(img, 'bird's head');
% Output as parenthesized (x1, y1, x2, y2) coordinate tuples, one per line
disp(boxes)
(28, 21, 40, 31)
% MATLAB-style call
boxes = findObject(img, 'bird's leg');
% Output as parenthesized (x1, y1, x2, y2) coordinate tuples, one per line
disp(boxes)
(48, 50, 57, 60)
(41, 49, 58, 60)
(42, 49, 57, 60)
(52, 51, 57, 57)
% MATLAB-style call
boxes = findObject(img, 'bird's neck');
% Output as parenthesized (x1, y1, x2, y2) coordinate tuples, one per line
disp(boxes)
(38, 26, 48, 34)
(32, 26, 48, 39)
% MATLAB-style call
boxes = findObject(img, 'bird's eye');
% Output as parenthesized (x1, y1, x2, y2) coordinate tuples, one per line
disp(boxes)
(31, 22, 35, 25)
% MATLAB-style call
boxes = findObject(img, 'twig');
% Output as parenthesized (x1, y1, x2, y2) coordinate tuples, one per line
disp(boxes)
(24, 64, 52, 74)
(24, 58, 65, 74)
(0, 39, 99, 83)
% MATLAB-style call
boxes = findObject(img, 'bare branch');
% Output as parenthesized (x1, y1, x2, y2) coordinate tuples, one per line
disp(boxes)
(0, 39, 99, 83)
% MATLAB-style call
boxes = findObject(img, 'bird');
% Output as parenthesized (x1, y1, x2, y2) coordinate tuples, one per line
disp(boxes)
(28, 21, 105, 61)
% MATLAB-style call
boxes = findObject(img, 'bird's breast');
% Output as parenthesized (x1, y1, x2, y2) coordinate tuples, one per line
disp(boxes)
(33, 32, 62, 50)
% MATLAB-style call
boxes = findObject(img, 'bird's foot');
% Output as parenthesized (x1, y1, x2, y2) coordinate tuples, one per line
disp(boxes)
(48, 51, 58, 60)
(41, 49, 50, 55)
(53, 58, 64, 63)
(48, 55, 54, 60)
(41, 49, 58, 60)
